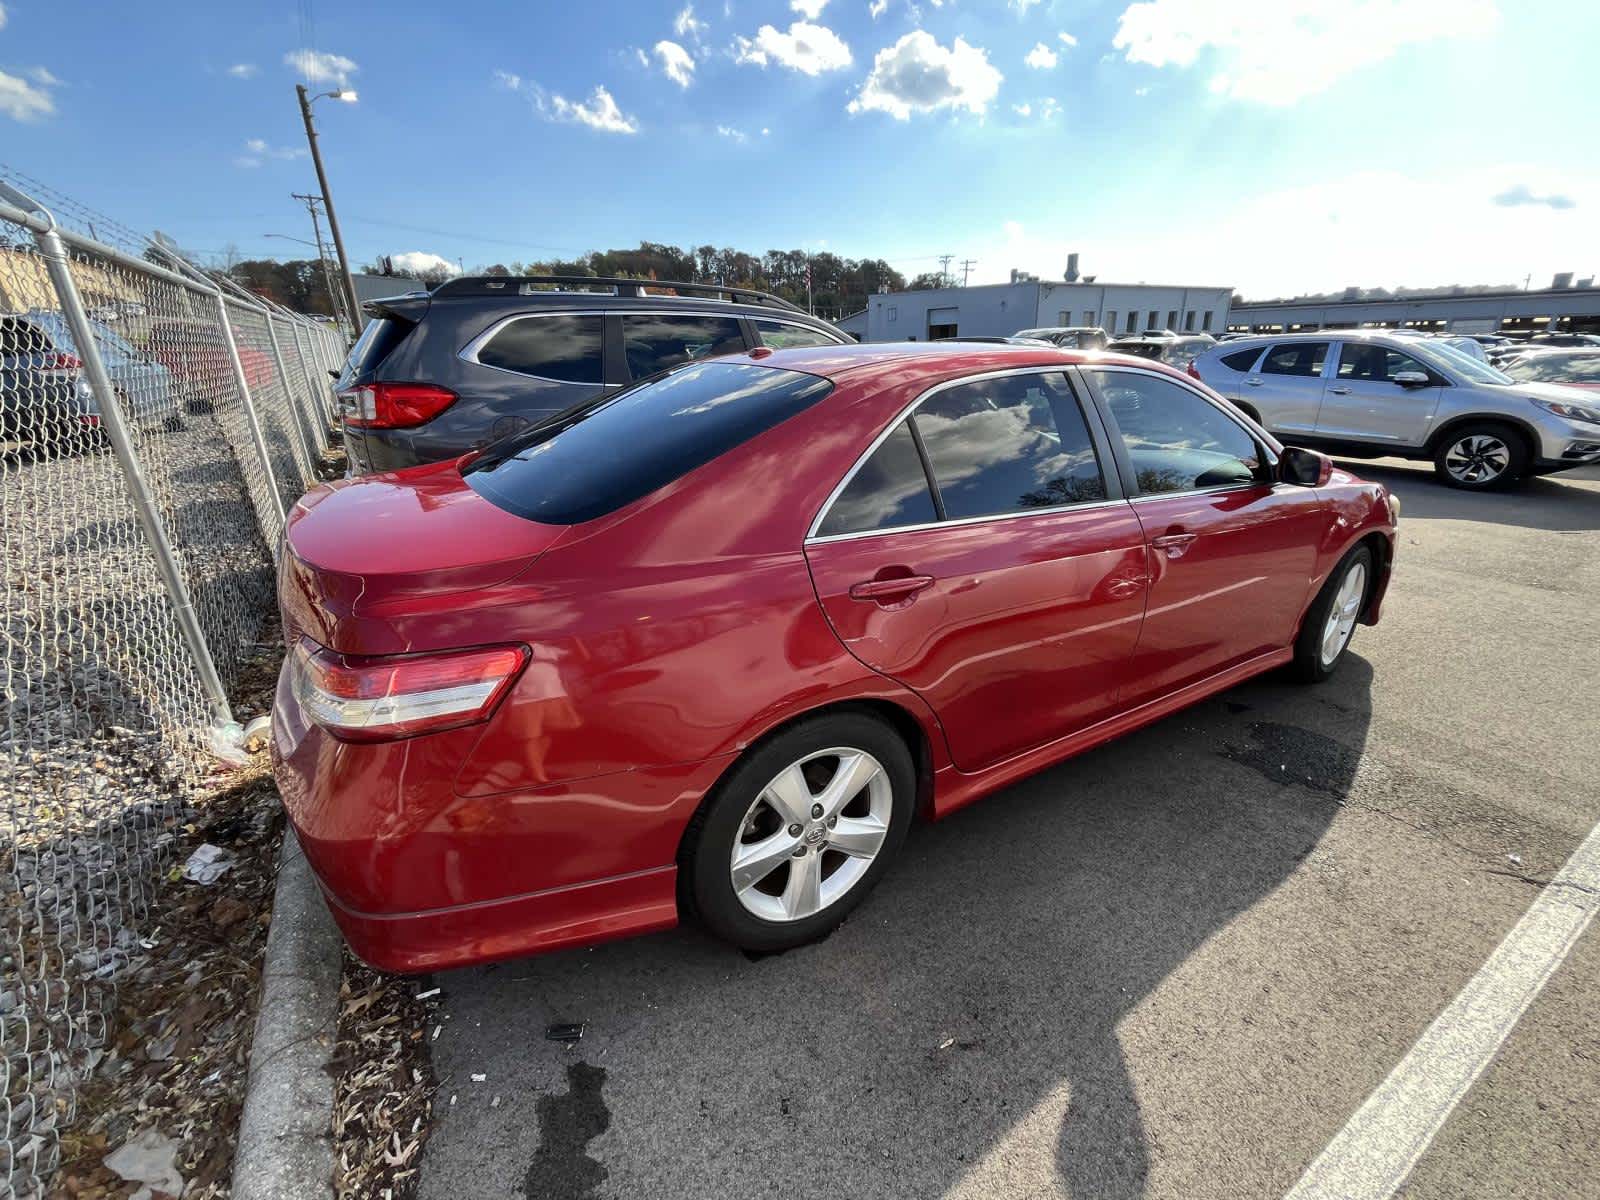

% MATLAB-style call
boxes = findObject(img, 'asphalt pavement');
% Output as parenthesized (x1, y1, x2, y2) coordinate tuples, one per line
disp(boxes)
(416, 460, 1600, 1200)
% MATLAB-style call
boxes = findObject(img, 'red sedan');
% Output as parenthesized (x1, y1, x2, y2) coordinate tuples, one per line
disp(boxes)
(271, 343, 1397, 972)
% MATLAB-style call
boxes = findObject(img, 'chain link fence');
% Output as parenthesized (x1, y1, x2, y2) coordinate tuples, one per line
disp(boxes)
(1, 174, 348, 1198)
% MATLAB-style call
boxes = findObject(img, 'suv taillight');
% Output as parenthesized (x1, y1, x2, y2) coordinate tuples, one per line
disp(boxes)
(340, 382, 458, 429)
(39, 352, 82, 371)
(1186, 360, 1202, 380)
(290, 638, 529, 742)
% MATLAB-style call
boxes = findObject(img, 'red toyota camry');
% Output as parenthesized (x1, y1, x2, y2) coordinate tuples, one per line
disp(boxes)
(271, 343, 1397, 972)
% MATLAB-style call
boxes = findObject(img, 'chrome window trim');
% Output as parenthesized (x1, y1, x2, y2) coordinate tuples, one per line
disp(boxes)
(751, 316, 850, 347)
(458, 307, 752, 384)
(805, 364, 1115, 543)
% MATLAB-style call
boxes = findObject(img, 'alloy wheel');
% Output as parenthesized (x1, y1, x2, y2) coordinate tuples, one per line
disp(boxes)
(1443, 434, 1510, 484)
(1320, 560, 1367, 667)
(730, 747, 893, 922)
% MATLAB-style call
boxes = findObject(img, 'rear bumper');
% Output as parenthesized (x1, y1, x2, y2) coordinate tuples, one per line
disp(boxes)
(270, 659, 729, 971)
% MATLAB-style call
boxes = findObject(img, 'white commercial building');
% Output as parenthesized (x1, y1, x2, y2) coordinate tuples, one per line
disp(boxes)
(841, 279, 1234, 343)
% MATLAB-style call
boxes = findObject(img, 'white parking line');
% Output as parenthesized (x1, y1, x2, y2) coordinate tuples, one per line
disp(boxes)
(1285, 819, 1600, 1200)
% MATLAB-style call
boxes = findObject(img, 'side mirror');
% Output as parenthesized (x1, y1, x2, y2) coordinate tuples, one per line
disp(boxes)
(1280, 445, 1333, 487)
(1393, 370, 1431, 387)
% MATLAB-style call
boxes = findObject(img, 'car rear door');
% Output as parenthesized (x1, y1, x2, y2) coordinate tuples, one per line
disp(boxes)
(804, 368, 1149, 773)
(1236, 340, 1330, 434)
(1081, 365, 1327, 706)
(1316, 340, 1446, 446)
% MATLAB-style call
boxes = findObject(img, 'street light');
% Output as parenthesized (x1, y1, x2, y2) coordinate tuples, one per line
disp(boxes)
(295, 83, 362, 333)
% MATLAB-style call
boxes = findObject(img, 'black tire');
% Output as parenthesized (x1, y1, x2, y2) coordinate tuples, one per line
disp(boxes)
(684, 711, 916, 953)
(1431, 421, 1528, 490)
(1290, 545, 1374, 683)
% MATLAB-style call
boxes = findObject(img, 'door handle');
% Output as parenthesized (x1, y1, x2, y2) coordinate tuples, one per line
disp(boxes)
(1150, 532, 1198, 559)
(1327, 385, 1351, 395)
(849, 575, 935, 603)
(1244, 377, 1263, 386)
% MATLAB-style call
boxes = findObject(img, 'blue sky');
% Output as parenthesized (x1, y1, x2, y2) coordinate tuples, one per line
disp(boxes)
(3, 0, 1597, 298)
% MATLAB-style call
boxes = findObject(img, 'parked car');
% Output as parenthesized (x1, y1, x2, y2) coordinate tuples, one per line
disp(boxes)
(1498, 348, 1600, 391)
(1013, 326, 1109, 350)
(1190, 331, 1600, 489)
(1527, 332, 1600, 348)
(146, 317, 275, 411)
(272, 342, 1397, 971)
(334, 275, 850, 474)
(1, 310, 179, 453)
(1109, 333, 1217, 368)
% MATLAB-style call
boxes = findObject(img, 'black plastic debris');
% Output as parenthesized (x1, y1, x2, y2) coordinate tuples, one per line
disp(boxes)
(545, 1021, 586, 1044)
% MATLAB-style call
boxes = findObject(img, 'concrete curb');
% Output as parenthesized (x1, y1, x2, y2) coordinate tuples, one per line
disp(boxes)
(231, 828, 342, 1200)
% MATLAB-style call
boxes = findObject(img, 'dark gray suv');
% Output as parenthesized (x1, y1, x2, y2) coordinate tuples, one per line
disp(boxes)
(335, 275, 849, 474)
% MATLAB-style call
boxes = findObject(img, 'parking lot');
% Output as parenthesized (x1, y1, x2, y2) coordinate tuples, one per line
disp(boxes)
(404, 457, 1600, 1200)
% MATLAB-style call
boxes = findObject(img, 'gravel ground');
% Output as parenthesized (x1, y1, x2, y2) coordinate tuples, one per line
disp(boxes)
(414, 461, 1600, 1200)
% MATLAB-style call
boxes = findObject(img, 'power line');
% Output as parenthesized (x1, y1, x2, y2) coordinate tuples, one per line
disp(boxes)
(938, 253, 954, 287)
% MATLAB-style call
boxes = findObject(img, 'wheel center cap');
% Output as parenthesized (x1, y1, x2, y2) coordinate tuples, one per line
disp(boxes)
(803, 825, 826, 847)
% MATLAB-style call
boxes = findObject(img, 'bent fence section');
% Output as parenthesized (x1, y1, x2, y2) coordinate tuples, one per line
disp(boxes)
(0, 175, 347, 1198)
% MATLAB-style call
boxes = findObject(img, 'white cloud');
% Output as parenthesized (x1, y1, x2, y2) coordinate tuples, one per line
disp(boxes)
(734, 21, 852, 75)
(791, 0, 830, 15)
(227, 63, 258, 79)
(1024, 42, 1057, 69)
(654, 39, 696, 86)
(492, 69, 522, 90)
(1012, 102, 1031, 116)
(1112, 0, 1498, 105)
(548, 85, 640, 134)
(235, 137, 307, 167)
(634, 47, 650, 68)
(1040, 96, 1060, 118)
(675, 3, 708, 41)
(0, 4, 7, 30)
(0, 68, 55, 121)
(283, 48, 358, 87)
(716, 124, 749, 142)
(1058, 32, 1078, 47)
(1011, 0, 1042, 11)
(869, 0, 889, 16)
(389, 251, 461, 278)
(848, 31, 1002, 120)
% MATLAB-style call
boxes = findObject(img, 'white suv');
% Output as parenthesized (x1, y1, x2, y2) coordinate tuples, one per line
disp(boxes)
(1190, 331, 1600, 489)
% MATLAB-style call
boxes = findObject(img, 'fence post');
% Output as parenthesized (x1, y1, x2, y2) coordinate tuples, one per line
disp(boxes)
(287, 318, 328, 436)
(263, 312, 323, 463)
(213, 293, 294, 519)
(22, 205, 236, 735)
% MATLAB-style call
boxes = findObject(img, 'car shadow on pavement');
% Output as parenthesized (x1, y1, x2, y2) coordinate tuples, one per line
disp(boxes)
(1334, 459, 1600, 532)
(423, 657, 1374, 1200)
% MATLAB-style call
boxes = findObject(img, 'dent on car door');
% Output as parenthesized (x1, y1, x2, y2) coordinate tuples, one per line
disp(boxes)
(1084, 367, 1327, 706)
(804, 369, 1150, 773)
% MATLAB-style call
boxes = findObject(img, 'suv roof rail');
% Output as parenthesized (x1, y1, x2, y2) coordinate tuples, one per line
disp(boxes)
(430, 274, 811, 315)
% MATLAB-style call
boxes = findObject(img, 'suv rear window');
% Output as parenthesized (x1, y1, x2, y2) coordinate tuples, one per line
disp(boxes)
(463, 361, 833, 525)
(476, 314, 604, 383)
(345, 316, 411, 379)
(1220, 347, 1263, 371)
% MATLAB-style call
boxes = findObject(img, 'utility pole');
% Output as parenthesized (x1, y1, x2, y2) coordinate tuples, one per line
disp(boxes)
(291, 192, 348, 328)
(960, 258, 977, 287)
(938, 254, 954, 288)
(295, 83, 362, 328)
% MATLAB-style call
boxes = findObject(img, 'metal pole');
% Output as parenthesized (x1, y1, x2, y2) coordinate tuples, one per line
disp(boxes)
(214, 293, 293, 521)
(30, 221, 235, 731)
(296, 84, 362, 327)
(261, 308, 322, 468)
(284, 316, 329, 455)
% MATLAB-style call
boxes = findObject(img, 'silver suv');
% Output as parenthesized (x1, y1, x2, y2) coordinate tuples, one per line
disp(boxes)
(1191, 331, 1600, 489)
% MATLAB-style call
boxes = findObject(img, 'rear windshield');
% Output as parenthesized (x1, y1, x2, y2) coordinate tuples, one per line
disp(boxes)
(462, 360, 834, 524)
(342, 316, 409, 381)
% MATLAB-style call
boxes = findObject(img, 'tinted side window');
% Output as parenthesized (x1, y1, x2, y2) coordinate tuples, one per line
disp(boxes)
(816, 422, 937, 537)
(754, 319, 842, 350)
(913, 372, 1106, 519)
(1261, 342, 1328, 376)
(1336, 342, 1432, 382)
(463, 362, 831, 525)
(1220, 347, 1263, 371)
(1091, 370, 1262, 495)
(477, 314, 603, 384)
(622, 314, 746, 379)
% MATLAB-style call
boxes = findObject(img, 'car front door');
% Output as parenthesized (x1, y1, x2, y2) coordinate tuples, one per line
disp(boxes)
(1316, 341, 1446, 445)
(1082, 366, 1328, 707)
(1237, 340, 1330, 434)
(804, 368, 1150, 773)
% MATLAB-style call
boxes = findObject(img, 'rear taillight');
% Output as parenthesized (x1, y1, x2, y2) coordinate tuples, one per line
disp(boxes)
(39, 352, 81, 371)
(340, 382, 458, 430)
(291, 638, 529, 742)
(1186, 360, 1202, 380)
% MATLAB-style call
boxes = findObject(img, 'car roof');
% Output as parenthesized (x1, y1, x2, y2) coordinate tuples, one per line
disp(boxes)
(721, 340, 1178, 384)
